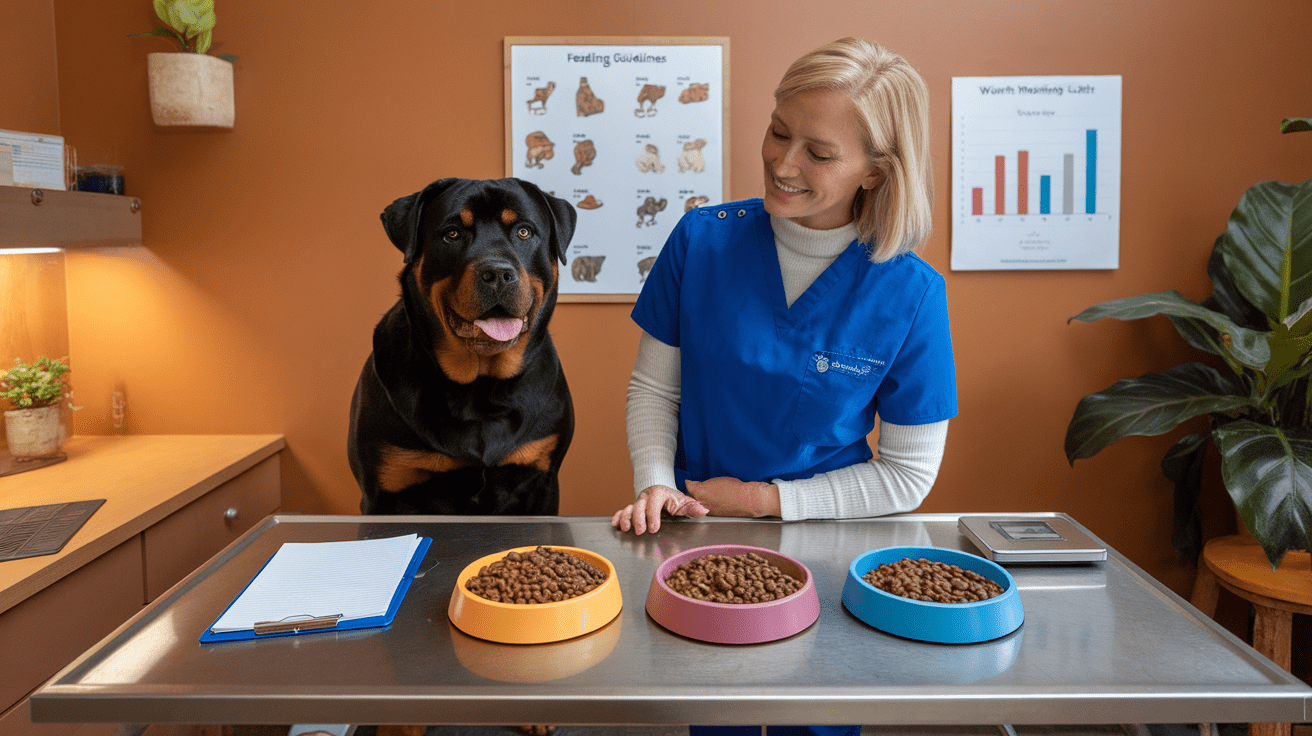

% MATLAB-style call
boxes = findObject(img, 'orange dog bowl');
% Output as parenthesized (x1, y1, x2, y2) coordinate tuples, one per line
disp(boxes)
(448, 546, 623, 644)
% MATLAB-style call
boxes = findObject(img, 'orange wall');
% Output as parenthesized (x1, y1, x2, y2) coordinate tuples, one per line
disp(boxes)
(7, 0, 1311, 599)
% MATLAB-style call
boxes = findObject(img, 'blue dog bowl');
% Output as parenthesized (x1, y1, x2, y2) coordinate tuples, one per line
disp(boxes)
(841, 546, 1023, 644)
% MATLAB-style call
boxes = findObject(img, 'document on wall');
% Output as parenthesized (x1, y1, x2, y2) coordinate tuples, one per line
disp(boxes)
(950, 75, 1122, 270)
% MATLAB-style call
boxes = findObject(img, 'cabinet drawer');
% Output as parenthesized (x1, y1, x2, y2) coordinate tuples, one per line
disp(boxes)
(142, 454, 280, 602)
(0, 538, 143, 715)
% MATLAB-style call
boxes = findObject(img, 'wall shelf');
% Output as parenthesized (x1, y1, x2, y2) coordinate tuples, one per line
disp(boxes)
(0, 186, 142, 250)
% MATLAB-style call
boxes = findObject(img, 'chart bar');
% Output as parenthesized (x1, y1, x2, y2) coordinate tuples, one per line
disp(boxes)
(995, 156, 1005, 215)
(1040, 175, 1051, 215)
(972, 188, 984, 216)
(1017, 151, 1029, 215)
(1086, 129, 1097, 214)
(1063, 153, 1074, 215)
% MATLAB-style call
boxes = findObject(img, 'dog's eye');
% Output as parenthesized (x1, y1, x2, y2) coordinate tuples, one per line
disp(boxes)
(444, 229, 460, 242)
(516, 226, 533, 240)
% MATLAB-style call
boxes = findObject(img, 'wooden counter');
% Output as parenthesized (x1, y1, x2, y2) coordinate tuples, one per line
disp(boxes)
(0, 434, 285, 736)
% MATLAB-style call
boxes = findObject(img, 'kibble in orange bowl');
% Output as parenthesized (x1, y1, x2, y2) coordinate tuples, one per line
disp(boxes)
(448, 546, 622, 644)
(841, 546, 1023, 643)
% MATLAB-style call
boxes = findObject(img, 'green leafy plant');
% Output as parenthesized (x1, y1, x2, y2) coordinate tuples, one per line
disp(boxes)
(1065, 118, 1312, 570)
(1, 357, 79, 410)
(129, 0, 236, 61)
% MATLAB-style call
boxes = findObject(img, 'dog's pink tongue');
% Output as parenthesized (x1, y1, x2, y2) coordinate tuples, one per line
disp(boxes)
(474, 318, 524, 342)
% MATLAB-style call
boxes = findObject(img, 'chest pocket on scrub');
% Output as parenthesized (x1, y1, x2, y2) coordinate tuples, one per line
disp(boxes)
(792, 351, 886, 446)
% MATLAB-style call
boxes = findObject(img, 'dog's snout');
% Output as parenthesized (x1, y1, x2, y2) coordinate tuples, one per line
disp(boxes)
(476, 260, 519, 289)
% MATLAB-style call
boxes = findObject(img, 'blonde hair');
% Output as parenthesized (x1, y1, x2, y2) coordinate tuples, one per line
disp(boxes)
(774, 38, 933, 262)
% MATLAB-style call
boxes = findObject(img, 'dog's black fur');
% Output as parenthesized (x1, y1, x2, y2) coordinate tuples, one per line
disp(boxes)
(349, 178, 576, 515)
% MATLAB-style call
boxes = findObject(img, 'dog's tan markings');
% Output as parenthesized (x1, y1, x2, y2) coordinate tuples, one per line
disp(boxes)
(429, 276, 481, 384)
(377, 446, 469, 492)
(499, 434, 559, 471)
(501, 208, 519, 226)
(459, 208, 474, 227)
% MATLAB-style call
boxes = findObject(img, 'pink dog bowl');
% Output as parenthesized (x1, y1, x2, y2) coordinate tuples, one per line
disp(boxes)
(645, 544, 820, 644)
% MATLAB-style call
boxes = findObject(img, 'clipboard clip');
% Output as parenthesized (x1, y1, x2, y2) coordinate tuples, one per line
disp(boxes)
(252, 613, 343, 636)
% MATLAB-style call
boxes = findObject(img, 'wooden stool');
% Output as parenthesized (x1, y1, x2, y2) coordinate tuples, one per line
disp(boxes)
(1191, 534, 1312, 736)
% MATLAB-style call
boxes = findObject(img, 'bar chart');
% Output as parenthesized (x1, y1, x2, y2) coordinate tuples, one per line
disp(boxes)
(951, 76, 1121, 270)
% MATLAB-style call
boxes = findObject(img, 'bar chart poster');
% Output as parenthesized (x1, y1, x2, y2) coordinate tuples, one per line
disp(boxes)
(950, 75, 1122, 270)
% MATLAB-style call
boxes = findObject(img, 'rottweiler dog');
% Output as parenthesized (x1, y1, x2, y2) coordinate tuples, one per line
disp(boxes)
(349, 177, 576, 516)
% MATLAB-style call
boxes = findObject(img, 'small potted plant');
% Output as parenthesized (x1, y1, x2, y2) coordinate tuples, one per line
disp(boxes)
(2, 357, 78, 460)
(130, 0, 237, 128)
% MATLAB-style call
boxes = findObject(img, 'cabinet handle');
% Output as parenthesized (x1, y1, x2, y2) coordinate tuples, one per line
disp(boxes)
(224, 507, 240, 524)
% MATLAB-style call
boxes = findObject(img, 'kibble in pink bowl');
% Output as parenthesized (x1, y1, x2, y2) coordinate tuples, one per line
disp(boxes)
(645, 544, 820, 644)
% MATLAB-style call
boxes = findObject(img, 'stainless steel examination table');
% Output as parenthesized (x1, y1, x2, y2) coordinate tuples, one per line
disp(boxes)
(29, 513, 1312, 727)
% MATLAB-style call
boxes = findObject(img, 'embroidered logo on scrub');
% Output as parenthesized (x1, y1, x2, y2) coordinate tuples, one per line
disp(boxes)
(813, 351, 883, 378)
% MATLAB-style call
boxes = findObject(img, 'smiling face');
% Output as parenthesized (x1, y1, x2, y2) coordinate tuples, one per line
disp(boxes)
(761, 88, 880, 231)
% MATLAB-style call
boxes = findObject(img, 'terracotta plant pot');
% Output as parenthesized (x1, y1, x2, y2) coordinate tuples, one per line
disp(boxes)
(4, 405, 62, 460)
(147, 52, 234, 128)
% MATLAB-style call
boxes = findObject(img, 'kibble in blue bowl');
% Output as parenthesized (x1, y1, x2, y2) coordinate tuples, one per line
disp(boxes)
(842, 546, 1023, 644)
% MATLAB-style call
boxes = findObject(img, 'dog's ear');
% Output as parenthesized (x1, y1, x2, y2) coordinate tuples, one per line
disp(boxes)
(381, 178, 460, 263)
(517, 179, 576, 266)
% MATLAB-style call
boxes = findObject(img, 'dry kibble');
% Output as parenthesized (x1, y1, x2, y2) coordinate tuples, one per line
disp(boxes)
(464, 547, 606, 604)
(664, 552, 803, 604)
(862, 557, 1003, 603)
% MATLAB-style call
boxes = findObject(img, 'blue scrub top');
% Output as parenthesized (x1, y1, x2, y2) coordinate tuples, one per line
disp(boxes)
(632, 199, 957, 491)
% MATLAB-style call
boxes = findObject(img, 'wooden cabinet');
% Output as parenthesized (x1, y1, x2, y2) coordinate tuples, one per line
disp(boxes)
(0, 435, 284, 736)
(142, 454, 280, 602)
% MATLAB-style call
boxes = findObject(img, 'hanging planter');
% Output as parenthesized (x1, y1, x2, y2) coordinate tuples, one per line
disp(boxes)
(130, 0, 238, 129)
(147, 52, 234, 128)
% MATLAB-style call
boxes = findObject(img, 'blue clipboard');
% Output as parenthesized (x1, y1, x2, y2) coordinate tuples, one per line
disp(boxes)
(199, 536, 432, 643)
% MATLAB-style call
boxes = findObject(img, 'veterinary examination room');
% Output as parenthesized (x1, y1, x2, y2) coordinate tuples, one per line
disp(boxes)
(2, 2, 1310, 736)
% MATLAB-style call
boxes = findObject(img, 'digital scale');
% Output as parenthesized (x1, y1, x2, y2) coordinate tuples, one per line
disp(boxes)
(958, 515, 1107, 564)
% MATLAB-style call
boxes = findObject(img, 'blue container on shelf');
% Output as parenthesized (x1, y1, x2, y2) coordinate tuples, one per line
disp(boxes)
(842, 545, 1024, 644)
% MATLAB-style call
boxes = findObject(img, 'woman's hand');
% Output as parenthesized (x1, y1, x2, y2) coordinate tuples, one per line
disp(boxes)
(686, 477, 782, 518)
(611, 485, 709, 535)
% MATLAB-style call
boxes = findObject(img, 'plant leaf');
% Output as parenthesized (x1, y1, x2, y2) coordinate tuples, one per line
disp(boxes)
(1281, 118, 1312, 134)
(1070, 289, 1270, 368)
(1066, 362, 1253, 462)
(1266, 323, 1312, 380)
(127, 27, 187, 51)
(1213, 420, 1312, 568)
(1201, 235, 1268, 330)
(1219, 178, 1312, 324)
(1160, 431, 1210, 561)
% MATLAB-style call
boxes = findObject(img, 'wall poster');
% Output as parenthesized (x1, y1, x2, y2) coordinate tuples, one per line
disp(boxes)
(950, 75, 1122, 270)
(505, 37, 729, 301)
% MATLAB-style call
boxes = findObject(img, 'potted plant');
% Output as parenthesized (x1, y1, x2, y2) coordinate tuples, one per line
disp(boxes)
(130, 0, 237, 128)
(2, 357, 78, 460)
(1065, 118, 1312, 571)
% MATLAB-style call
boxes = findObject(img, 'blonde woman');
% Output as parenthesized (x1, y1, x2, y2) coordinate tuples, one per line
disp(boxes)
(613, 37, 955, 548)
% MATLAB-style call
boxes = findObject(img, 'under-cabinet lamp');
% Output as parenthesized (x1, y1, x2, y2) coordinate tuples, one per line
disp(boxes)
(3, 248, 63, 255)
